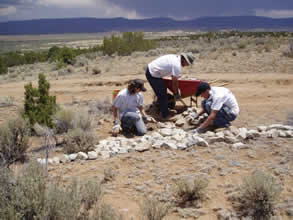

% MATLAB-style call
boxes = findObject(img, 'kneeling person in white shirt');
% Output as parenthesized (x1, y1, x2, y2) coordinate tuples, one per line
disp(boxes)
(112, 79, 150, 136)
(194, 82, 240, 133)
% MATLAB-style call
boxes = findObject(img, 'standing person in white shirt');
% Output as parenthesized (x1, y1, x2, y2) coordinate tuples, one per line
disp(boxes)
(194, 82, 240, 133)
(112, 79, 154, 136)
(146, 53, 195, 120)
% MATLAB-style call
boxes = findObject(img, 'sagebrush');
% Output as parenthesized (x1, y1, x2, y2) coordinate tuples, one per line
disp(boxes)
(0, 161, 103, 220)
(235, 170, 282, 219)
(0, 116, 30, 167)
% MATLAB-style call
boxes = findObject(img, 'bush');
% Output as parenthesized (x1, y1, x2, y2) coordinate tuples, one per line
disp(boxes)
(23, 73, 57, 128)
(54, 107, 74, 134)
(140, 196, 169, 220)
(63, 128, 95, 154)
(91, 203, 124, 220)
(72, 108, 92, 131)
(0, 56, 8, 75)
(235, 170, 282, 219)
(102, 32, 157, 56)
(173, 177, 208, 207)
(0, 116, 30, 167)
(0, 161, 103, 220)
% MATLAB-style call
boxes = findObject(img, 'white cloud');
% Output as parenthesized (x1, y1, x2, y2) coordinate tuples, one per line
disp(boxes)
(255, 9, 293, 18)
(33, 0, 143, 19)
(0, 6, 17, 16)
(36, 0, 96, 8)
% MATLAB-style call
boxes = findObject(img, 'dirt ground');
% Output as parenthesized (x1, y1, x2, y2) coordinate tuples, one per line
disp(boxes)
(0, 36, 293, 219)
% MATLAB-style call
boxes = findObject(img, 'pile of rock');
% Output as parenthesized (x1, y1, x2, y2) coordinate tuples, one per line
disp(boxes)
(37, 121, 293, 166)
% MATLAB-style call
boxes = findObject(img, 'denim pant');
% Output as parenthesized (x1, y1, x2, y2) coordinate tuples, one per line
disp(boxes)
(121, 112, 146, 136)
(145, 68, 169, 118)
(202, 99, 237, 128)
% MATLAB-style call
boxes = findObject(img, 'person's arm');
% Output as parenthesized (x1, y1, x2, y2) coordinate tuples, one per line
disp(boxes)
(138, 106, 146, 118)
(171, 75, 179, 95)
(112, 106, 120, 124)
(200, 110, 217, 129)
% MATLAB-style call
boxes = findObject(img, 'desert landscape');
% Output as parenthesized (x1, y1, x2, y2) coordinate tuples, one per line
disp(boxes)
(0, 31, 293, 219)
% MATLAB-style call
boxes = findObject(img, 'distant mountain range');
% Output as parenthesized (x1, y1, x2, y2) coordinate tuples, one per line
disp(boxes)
(1, 16, 293, 35)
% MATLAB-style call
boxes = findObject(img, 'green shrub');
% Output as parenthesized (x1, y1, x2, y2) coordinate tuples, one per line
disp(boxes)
(0, 161, 104, 220)
(140, 196, 169, 220)
(173, 177, 208, 207)
(235, 170, 282, 219)
(0, 56, 8, 75)
(0, 116, 30, 167)
(63, 128, 95, 154)
(23, 73, 57, 128)
(102, 32, 157, 56)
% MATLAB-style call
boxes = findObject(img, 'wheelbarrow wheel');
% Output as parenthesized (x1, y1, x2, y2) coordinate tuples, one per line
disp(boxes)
(167, 93, 176, 109)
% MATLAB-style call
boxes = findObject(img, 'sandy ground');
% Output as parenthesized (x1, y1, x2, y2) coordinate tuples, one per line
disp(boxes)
(0, 35, 293, 219)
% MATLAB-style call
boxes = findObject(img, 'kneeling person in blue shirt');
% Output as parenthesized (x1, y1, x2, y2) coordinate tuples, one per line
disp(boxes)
(194, 82, 240, 133)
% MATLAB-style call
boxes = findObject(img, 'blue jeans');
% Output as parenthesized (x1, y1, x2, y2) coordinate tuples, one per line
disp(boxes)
(145, 68, 169, 118)
(202, 99, 237, 128)
(121, 112, 146, 136)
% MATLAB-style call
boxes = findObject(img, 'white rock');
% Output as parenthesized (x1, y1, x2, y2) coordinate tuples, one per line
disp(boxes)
(161, 141, 178, 150)
(37, 158, 47, 165)
(60, 154, 70, 163)
(77, 152, 88, 160)
(159, 128, 173, 137)
(247, 129, 260, 139)
(208, 136, 225, 144)
(257, 125, 267, 132)
(51, 157, 60, 165)
(135, 143, 150, 152)
(68, 153, 78, 161)
(266, 129, 279, 138)
(175, 118, 185, 127)
(99, 151, 111, 159)
(192, 135, 209, 147)
(88, 151, 98, 160)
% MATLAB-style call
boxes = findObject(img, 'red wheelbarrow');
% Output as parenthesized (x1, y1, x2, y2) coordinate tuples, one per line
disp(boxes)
(163, 77, 202, 108)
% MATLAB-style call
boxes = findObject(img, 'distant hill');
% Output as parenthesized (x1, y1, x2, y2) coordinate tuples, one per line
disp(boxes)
(1, 16, 293, 35)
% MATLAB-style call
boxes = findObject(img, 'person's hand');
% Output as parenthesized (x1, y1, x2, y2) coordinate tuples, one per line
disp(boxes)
(174, 89, 181, 101)
(143, 115, 157, 123)
(112, 120, 122, 136)
(193, 127, 204, 134)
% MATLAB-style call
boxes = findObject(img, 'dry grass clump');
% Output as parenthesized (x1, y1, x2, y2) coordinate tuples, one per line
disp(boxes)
(102, 167, 116, 183)
(0, 161, 104, 220)
(92, 203, 124, 220)
(0, 116, 30, 167)
(234, 170, 282, 219)
(283, 43, 293, 58)
(139, 196, 169, 220)
(63, 128, 95, 154)
(89, 98, 112, 117)
(54, 107, 92, 134)
(173, 177, 208, 208)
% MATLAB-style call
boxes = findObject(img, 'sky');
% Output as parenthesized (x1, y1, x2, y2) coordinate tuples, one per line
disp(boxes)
(1, 0, 293, 22)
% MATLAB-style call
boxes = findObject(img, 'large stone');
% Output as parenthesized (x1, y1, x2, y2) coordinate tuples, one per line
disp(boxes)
(159, 128, 173, 137)
(88, 151, 98, 160)
(175, 118, 186, 127)
(77, 152, 88, 160)
(192, 135, 209, 147)
(60, 154, 70, 163)
(135, 143, 151, 152)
